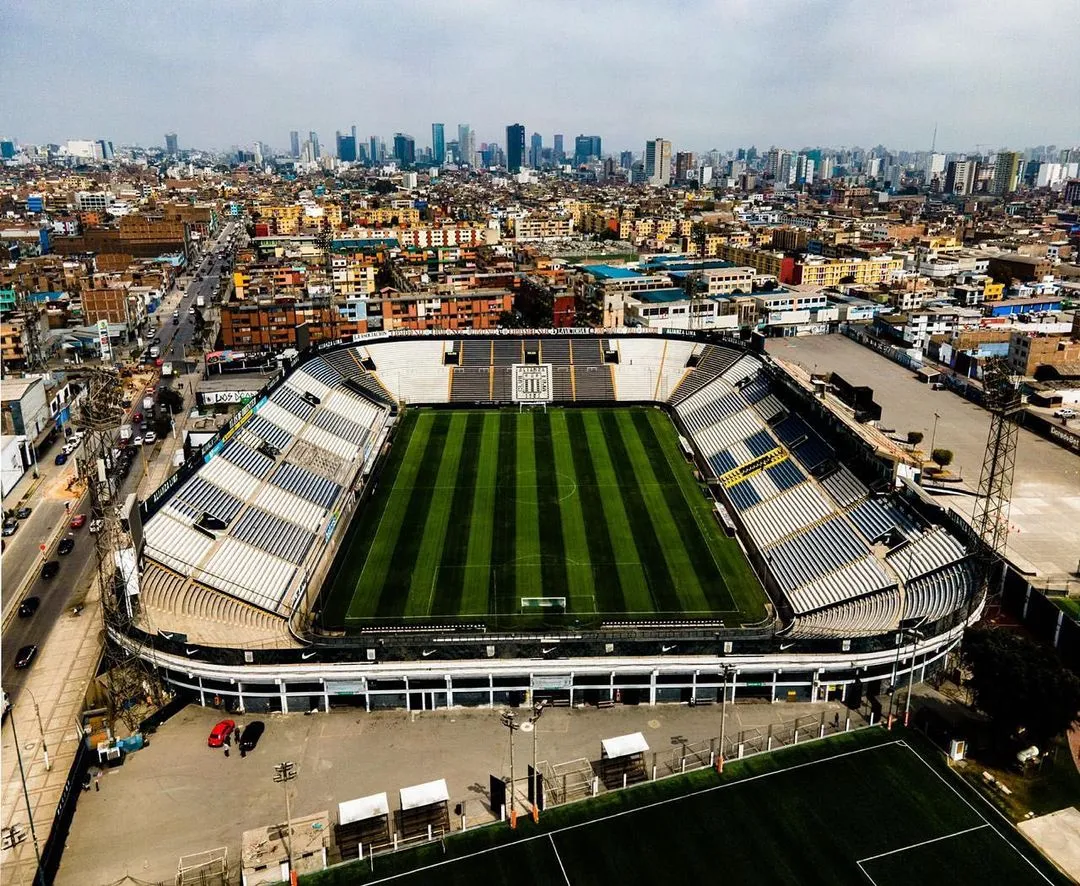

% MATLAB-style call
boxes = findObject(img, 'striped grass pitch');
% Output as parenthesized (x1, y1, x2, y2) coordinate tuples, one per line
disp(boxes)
(323, 407, 766, 628)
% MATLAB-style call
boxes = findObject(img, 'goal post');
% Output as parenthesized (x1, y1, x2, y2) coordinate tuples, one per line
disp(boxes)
(521, 596, 566, 611)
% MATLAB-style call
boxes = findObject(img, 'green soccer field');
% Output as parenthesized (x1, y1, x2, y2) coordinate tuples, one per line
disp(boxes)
(304, 730, 1068, 886)
(321, 406, 766, 629)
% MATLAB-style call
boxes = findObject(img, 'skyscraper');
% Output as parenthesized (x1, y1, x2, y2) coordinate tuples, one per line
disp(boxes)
(336, 133, 357, 162)
(289, 130, 300, 158)
(991, 151, 1022, 195)
(553, 134, 564, 163)
(573, 135, 602, 166)
(457, 124, 473, 167)
(944, 160, 978, 195)
(432, 123, 445, 164)
(369, 136, 379, 165)
(506, 124, 526, 173)
(675, 151, 695, 182)
(309, 131, 320, 160)
(165, 132, 178, 156)
(644, 138, 671, 186)
(393, 133, 415, 166)
(529, 132, 543, 168)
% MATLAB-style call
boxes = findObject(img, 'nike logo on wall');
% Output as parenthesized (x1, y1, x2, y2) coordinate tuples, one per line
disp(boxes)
(301, 651, 317, 660)
(422, 650, 436, 657)
(662, 645, 676, 653)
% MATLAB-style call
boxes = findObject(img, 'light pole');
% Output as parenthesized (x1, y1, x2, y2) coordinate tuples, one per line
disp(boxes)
(886, 630, 904, 728)
(273, 761, 298, 886)
(22, 688, 50, 771)
(8, 708, 45, 886)
(928, 412, 941, 459)
(500, 709, 519, 828)
(528, 700, 548, 822)
(718, 665, 731, 772)
(903, 628, 925, 727)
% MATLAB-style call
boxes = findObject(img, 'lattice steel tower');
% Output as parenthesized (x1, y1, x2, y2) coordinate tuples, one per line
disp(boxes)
(77, 368, 161, 731)
(971, 357, 1022, 613)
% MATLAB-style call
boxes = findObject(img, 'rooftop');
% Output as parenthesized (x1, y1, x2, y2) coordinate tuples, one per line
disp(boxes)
(579, 264, 641, 280)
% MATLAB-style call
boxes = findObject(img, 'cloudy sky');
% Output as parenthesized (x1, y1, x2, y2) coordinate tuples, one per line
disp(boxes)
(4, 0, 1079, 155)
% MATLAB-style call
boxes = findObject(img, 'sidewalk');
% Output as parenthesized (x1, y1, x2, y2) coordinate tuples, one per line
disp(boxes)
(0, 580, 103, 886)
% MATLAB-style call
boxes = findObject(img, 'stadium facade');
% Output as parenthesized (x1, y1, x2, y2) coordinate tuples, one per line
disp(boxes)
(112, 328, 982, 715)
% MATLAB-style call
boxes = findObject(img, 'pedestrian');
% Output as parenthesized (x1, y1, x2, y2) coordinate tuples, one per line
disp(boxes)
(234, 725, 242, 745)
(833, 712, 840, 729)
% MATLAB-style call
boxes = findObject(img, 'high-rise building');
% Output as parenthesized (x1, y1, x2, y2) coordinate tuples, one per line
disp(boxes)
(336, 133, 357, 162)
(506, 124, 526, 173)
(165, 132, 178, 156)
(309, 130, 320, 160)
(944, 160, 978, 195)
(991, 151, 1022, 195)
(457, 124, 473, 167)
(432, 123, 445, 164)
(529, 132, 543, 168)
(553, 134, 564, 163)
(0, 140, 15, 159)
(620, 151, 633, 170)
(393, 133, 415, 166)
(644, 138, 671, 186)
(675, 151, 695, 182)
(574, 135, 602, 166)
(97, 139, 114, 161)
(369, 136, 380, 164)
(289, 130, 300, 158)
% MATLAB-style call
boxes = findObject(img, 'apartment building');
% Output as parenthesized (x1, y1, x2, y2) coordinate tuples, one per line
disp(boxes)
(220, 300, 362, 349)
(511, 215, 574, 241)
(395, 224, 490, 248)
(795, 256, 904, 287)
(378, 288, 512, 331)
(1006, 331, 1080, 377)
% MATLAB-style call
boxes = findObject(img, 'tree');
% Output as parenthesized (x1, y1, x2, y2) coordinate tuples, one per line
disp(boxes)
(906, 430, 923, 448)
(931, 448, 954, 469)
(963, 626, 1080, 746)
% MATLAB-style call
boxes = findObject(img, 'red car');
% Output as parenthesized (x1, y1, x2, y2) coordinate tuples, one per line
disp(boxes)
(207, 719, 236, 748)
(70, 514, 87, 529)
(132, 412, 143, 423)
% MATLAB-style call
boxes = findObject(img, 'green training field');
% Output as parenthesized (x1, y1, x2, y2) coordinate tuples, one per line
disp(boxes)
(321, 406, 766, 629)
(305, 730, 1068, 886)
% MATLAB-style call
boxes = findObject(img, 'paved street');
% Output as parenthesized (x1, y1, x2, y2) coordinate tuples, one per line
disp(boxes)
(0, 222, 237, 886)
(55, 698, 861, 886)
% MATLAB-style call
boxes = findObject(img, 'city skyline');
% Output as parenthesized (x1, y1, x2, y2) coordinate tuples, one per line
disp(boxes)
(4, 0, 1079, 153)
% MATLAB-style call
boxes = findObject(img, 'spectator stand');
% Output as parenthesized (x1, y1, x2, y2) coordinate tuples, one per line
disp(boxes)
(397, 779, 450, 843)
(335, 792, 390, 861)
(597, 732, 650, 790)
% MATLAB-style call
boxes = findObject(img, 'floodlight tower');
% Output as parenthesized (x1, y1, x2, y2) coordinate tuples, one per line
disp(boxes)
(970, 357, 1022, 618)
(78, 367, 159, 730)
(684, 221, 709, 330)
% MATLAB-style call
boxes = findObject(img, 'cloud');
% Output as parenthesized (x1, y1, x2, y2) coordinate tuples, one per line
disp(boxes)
(2, 0, 1077, 154)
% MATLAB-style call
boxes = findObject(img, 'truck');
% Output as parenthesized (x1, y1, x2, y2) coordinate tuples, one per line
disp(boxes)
(119, 424, 133, 442)
(142, 394, 155, 413)
(195, 295, 205, 308)
(161, 362, 174, 377)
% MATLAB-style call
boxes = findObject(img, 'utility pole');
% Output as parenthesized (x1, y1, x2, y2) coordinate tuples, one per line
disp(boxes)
(273, 761, 298, 886)
(9, 708, 45, 886)
(718, 665, 731, 772)
(23, 688, 50, 771)
(526, 700, 548, 822)
(500, 709, 519, 828)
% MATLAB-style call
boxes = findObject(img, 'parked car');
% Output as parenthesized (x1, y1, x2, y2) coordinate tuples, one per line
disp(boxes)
(133, 411, 143, 423)
(40, 560, 60, 580)
(133, 436, 144, 447)
(55, 452, 68, 466)
(207, 719, 236, 748)
(15, 507, 32, 519)
(70, 514, 87, 529)
(58, 537, 75, 555)
(2, 519, 17, 537)
(88, 518, 104, 534)
(18, 597, 40, 618)
(14, 645, 38, 669)
(1054, 407, 1077, 419)
(144, 431, 157, 444)
(239, 721, 265, 752)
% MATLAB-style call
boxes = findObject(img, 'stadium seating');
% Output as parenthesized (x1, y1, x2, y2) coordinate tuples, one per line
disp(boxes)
(366, 340, 450, 403)
(450, 367, 492, 401)
(573, 365, 616, 400)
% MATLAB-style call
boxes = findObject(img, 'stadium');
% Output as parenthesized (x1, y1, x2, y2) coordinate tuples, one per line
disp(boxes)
(112, 328, 981, 713)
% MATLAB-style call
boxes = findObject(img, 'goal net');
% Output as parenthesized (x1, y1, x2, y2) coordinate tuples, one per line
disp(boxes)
(521, 596, 567, 611)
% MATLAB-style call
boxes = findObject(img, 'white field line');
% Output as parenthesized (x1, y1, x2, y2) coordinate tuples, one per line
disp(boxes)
(550, 834, 573, 885)
(897, 740, 1055, 885)
(361, 738, 904, 885)
(857, 823, 989, 865)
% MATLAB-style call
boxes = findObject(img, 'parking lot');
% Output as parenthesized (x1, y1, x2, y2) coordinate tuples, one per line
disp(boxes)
(56, 698, 853, 885)
(767, 334, 1080, 579)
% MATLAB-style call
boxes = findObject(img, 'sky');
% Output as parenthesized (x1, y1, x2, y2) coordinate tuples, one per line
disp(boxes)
(3, 0, 1079, 156)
